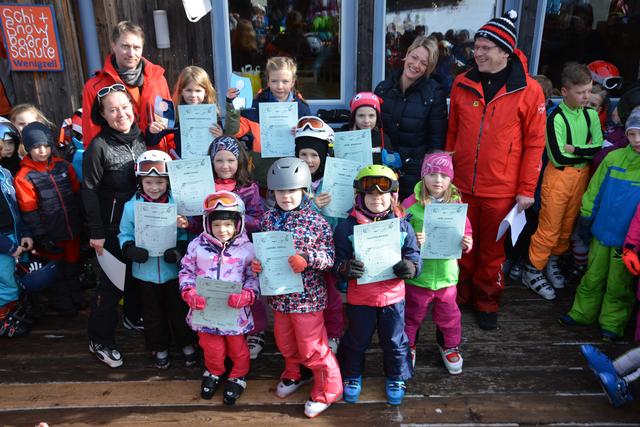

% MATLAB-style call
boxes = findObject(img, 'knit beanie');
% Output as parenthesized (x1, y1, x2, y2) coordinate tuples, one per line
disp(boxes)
(22, 122, 54, 153)
(209, 135, 240, 159)
(421, 152, 454, 179)
(295, 136, 329, 181)
(475, 10, 518, 54)
(626, 106, 640, 134)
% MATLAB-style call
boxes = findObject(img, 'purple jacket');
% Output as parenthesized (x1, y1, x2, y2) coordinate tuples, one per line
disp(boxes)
(260, 196, 334, 313)
(179, 230, 259, 335)
(592, 124, 628, 169)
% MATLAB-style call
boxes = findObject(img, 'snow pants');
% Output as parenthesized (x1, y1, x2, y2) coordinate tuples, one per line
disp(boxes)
(405, 284, 461, 349)
(199, 332, 250, 378)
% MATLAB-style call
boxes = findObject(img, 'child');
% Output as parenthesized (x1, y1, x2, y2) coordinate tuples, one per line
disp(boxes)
(0, 161, 33, 330)
(401, 152, 472, 375)
(523, 63, 603, 300)
(226, 56, 311, 187)
(209, 135, 267, 359)
(588, 84, 608, 132)
(0, 120, 21, 176)
(580, 344, 638, 407)
(118, 150, 195, 369)
(13, 122, 84, 317)
(146, 66, 238, 158)
(179, 190, 259, 405)
(294, 116, 343, 353)
(622, 202, 640, 343)
(343, 92, 400, 168)
(10, 104, 55, 158)
(252, 157, 342, 418)
(559, 107, 640, 341)
(334, 165, 421, 405)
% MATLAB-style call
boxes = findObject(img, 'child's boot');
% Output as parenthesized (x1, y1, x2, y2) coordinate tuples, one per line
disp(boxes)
(598, 372, 634, 407)
(342, 376, 362, 403)
(439, 346, 463, 375)
(153, 350, 170, 369)
(523, 263, 556, 300)
(223, 377, 247, 405)
(385, 379, 406, 405)
(580, 344, 616, 376)
(201, 370, 220, 399)
(304, 399, 332, 418)
(545, 255, 565, 289)
(247, 332, 265, 359)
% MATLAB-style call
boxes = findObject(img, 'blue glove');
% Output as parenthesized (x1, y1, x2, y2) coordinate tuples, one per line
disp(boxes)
(576, 217, 593, 246)
(382, 149, 402, 169)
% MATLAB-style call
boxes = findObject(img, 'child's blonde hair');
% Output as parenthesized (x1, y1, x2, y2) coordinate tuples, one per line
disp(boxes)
(590, 84, 608, 111)
(172, 66, 218, 121)
(265, 56, 297, 86)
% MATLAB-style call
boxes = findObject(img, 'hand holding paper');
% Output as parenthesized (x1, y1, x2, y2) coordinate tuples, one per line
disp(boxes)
(496, 204, 527, 246)
(182, 287, 206, 310)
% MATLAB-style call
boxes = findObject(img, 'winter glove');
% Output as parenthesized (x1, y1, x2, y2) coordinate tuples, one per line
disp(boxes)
(228, 289, 256, 308)
(338, 259, 365, 279)
(288, 253, 309, 273)
(181, 287, 206, 310)
(39, 240, 63, 254)
(622, 247, 640, 275)
(393, 259, 417, 279)
(163, 247, 181, 264)
(251, 259, 262, 274)
(576, 217, 593, 246)
(122, 241, 149, 263)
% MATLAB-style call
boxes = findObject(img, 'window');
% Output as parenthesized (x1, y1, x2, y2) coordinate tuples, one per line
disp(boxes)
(211, 1, 356, 113)
(537, 0, 640, 96)
(373, 0, 501, 93)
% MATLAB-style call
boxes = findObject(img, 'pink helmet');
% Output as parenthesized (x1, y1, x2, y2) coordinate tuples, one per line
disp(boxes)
(350, 92, 382, 114)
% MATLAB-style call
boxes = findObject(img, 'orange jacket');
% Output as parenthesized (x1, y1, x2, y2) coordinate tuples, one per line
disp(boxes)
(445, 50, 546, 198)
(82, 55, 173, 151)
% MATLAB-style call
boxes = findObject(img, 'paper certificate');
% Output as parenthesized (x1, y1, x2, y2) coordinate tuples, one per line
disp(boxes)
(252, 231, 304, 295)
(353, 218, 402, 285)
(496, 204, 527, 246)
(321, 157, 360, 218)
(179, 104, 217, 159)
(168, 157, 215, 216)
(421, 203, 468, 259)
(333, 129, 373, 169)
(259, 102, 298, 158)
(134, 202, 177, 257)
(96, 249, 126, 291)
(191, 277, 242, 331)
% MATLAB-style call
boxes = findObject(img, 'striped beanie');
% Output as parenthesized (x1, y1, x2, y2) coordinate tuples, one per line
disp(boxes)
(475, 10, 518, 54)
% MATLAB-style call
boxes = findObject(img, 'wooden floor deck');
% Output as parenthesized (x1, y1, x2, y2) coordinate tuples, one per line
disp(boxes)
(1, 281, 639, 426)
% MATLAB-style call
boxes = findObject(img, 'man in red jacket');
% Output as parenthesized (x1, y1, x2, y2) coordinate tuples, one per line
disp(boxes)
(445, 11, 546, 330)
(81, 21, 173, 152)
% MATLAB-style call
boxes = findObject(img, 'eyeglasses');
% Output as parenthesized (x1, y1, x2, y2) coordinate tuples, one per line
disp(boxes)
(473, 45, 500, 54)
(97, 84, 126, 101)
(297, 117, 325, 131)
(354, 176, 398, 193)
(137, 160, 168, 176)
(204, 192, 239, 210)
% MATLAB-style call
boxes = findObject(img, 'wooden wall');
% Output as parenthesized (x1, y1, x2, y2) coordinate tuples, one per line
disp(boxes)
(3, 0, 84, 127)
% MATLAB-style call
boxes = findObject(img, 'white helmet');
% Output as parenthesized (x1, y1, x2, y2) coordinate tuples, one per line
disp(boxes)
(135, 150, 172, 177)
(295, 116, 334, 143)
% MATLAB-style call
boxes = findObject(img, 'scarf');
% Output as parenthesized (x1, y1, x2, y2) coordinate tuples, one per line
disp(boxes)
(112, 56, 144, 87)
(214, 178, 237, 192)
(138, 191, 169, 203)
(102, 123, 141, 146)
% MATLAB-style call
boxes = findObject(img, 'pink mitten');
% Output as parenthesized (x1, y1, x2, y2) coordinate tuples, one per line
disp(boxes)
(181, 287, 206, 310)
(227, 289, 256, 308)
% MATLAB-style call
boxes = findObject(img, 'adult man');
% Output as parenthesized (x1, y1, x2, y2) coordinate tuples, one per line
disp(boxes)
(81, 21, 172, 151)
(446, 11, 546, 330)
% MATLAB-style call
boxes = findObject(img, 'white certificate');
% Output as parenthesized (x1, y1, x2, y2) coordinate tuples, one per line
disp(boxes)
(179, 104, 217, 159)
(353, 218, 402, 285)
(168, 157, 215, 216)
(259, 102, 298, 158)
(333, 129, 373, 169)
(191, 277, 242, 331)
(253, 231, 304, 295)
(321, 157, 360, 218)
(134, 202, 177, 257)
(421, 203, 468, 259)
(96, 248, 126, 291)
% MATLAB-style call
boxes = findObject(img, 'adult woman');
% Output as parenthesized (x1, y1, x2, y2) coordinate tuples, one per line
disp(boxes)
(375, 36, 448, 200)
(82, 85, 147, 367)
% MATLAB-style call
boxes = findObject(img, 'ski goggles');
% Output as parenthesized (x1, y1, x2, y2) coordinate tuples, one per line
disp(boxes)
(203, 192, 239, 211)
(354, 176, 398, 193)
(596, 76, 623, 90)
(97, 84, 126, 101)
(137, 160, 168, 176)
(296, 116, 326, 131)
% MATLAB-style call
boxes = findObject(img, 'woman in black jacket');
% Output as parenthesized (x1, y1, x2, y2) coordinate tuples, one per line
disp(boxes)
(375, 36, 448, 200)
(83, 85, 146, 368)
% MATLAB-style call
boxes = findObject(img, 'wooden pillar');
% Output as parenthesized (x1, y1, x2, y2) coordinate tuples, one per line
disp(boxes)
(357, 0, 375, 92)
